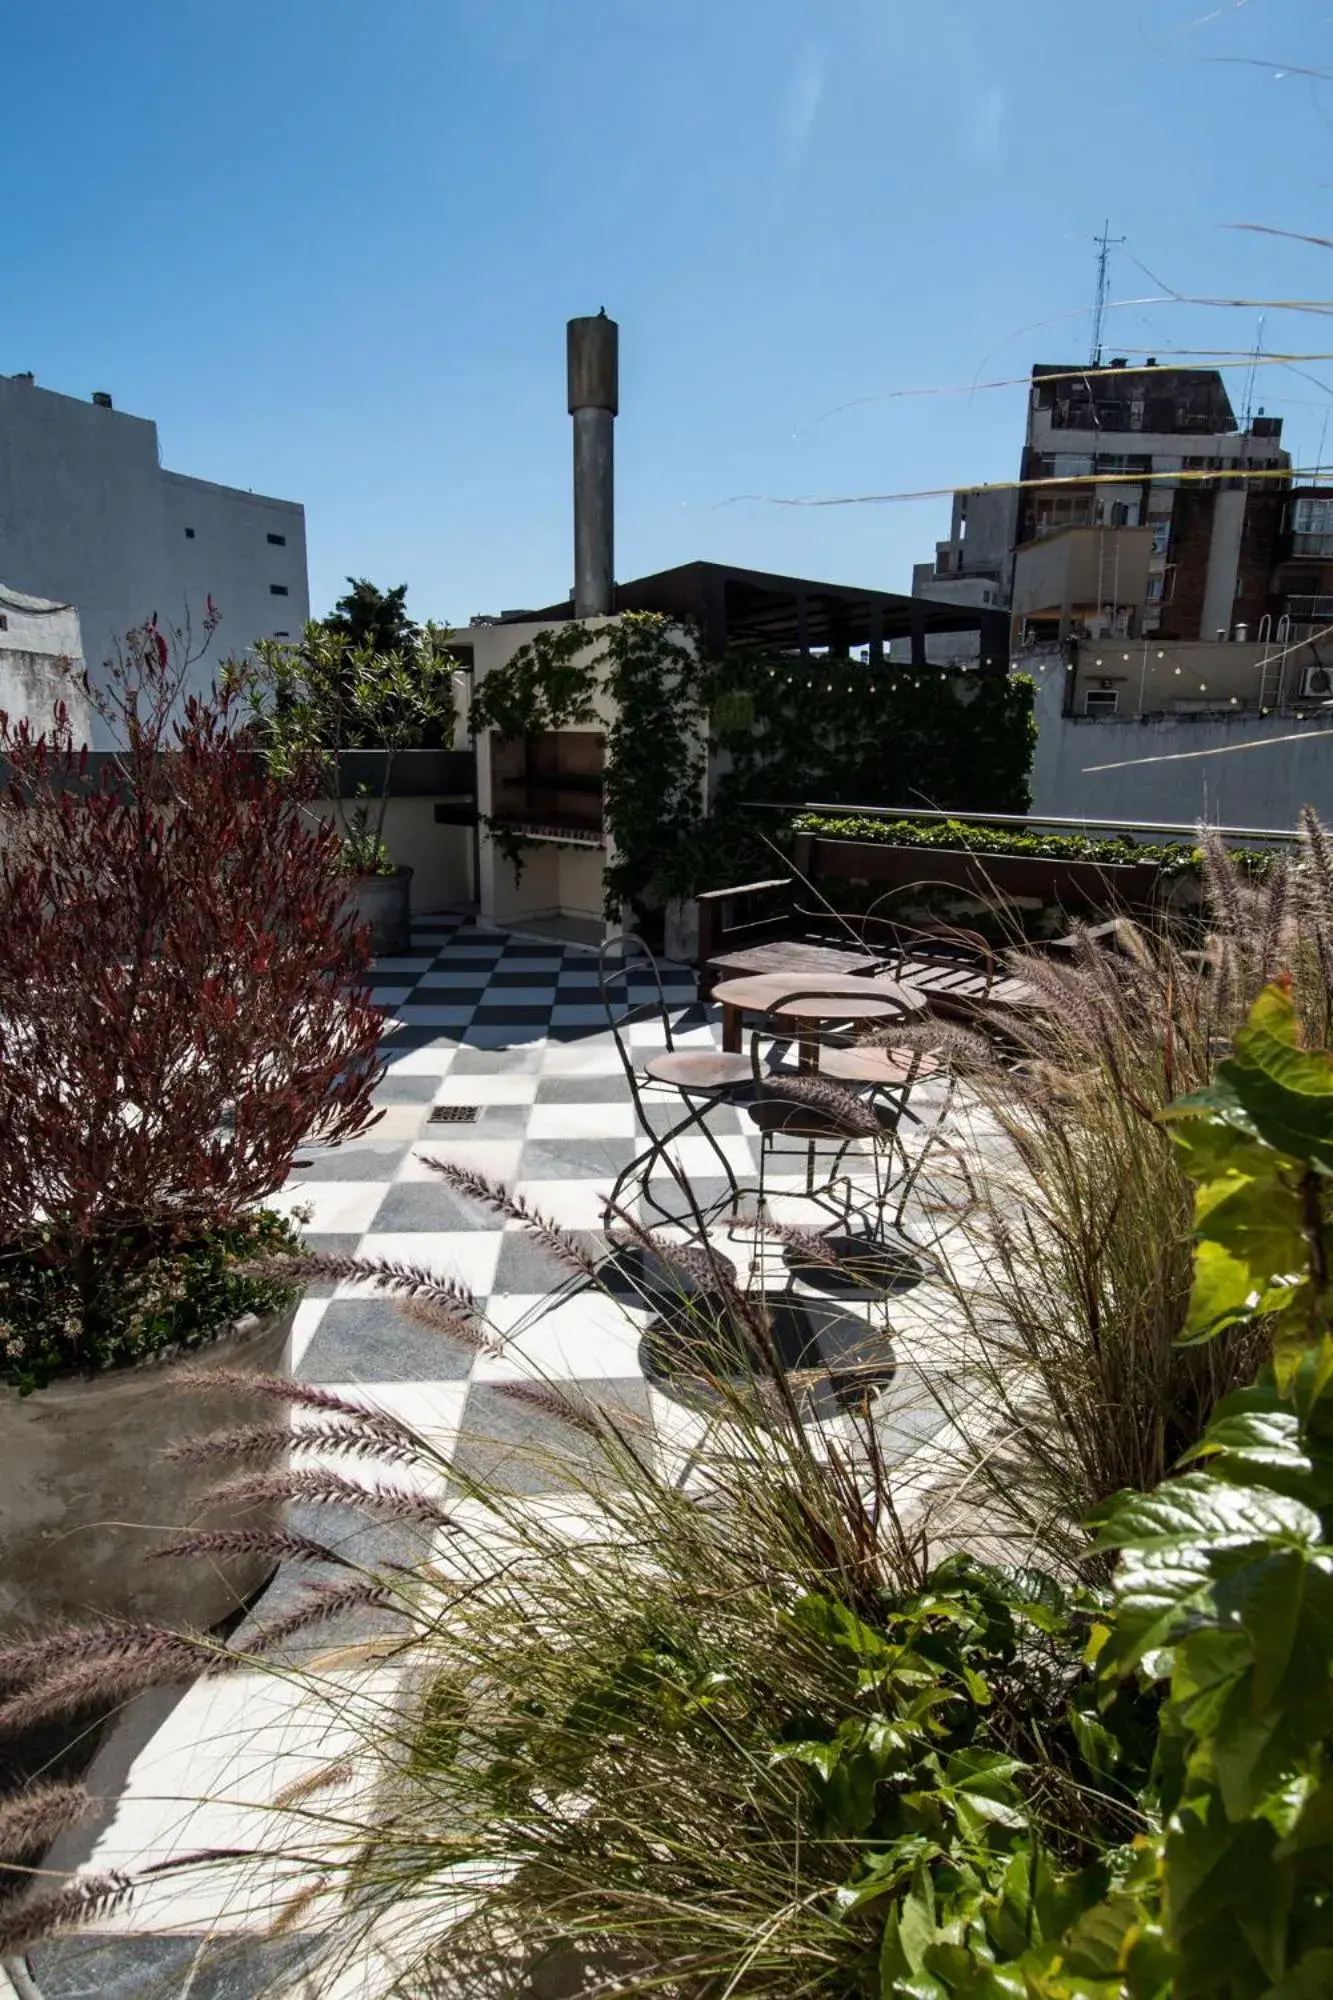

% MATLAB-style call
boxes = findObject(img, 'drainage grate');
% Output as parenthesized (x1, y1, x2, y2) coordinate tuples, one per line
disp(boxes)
(428, 1104, 481, 1125)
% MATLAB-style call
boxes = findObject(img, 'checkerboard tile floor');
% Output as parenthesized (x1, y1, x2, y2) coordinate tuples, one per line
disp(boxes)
(21, 914, 964, 2000)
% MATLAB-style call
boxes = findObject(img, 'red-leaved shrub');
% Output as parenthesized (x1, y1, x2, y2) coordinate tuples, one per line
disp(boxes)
(0, 621, 384, 1365)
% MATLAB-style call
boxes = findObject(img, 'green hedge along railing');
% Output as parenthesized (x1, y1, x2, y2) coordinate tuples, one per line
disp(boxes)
(791, 812, 1280, 880)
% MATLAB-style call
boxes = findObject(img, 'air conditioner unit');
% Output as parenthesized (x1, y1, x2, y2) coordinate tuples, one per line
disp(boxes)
(1300, 666, 1333, 699)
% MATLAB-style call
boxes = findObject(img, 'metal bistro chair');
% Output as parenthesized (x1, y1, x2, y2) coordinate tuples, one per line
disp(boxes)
(744, 992, 948, 1286)
(598, 935, 754, 1233)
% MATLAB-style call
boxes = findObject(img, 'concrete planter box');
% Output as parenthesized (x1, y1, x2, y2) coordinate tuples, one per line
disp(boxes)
(347, 864, 414, 953)
(0, 1296, 298, 1634)
(806, 837, 1159, 909)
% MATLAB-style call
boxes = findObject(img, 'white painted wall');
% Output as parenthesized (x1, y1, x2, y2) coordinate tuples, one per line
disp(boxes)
(0, 374, 307, 744)
(0, 584, 92, 737)
(1029, 655, 1333, 828)
(305, 798, 474, 915)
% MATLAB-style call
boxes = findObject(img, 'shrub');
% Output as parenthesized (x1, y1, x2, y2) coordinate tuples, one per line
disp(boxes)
(0, 620, 384, 1382)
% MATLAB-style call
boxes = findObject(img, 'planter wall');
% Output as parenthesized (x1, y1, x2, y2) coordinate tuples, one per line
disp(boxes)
(801, 836, 1159, 911)
(0, 1297, 298, 1633)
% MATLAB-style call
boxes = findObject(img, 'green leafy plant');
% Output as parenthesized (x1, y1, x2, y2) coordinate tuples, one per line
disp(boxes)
(1046, 980, 1333, 1998)
(0, 1208, 307, 1393)
(246, 620, 457, 877)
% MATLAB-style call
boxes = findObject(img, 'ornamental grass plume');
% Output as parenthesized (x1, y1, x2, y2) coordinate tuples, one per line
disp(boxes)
(924, 819, 1333, 1564)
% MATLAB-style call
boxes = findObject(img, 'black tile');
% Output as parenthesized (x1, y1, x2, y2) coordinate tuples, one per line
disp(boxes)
(288, 1140, 411, 1182)
(234, 1518, 432, 1656)
(475, 1104, 535, 1139)
(451, 1379, 652, 1495)
(521, 1137, 637, 1179)
(409, 985, 488, 1005)
(486, 972, 565, 990)
(300, 1297, 476, 1381)
(471, 1005, 558, 1027)
(370, 1181, 503, 1233)
(492, 1228, 607, 1294)
(634, 1175, 739, 1227)
(379, 1024, 456, 1052)
(298, 1234, 364, 1289)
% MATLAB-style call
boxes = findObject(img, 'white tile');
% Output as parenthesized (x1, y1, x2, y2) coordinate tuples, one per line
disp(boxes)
(475, 1292, 646, 1381)
(355, 1230, 502, 1300)
(269, 1181, 390, 1235)
(368, 986, 412, 1007)
(525, 1101, 636, 1140)
(289, 1294, 331, 1368)
(46, 1669, 401, 1932)
(395, 1004, 476, 1028)
(539, 1040, 624, 1077)
(380, 1045, 458, 1076)
(433, 1073, 540, 1105)
(397, 1139, 524, 1185)
(371, 955, 441, 972)
(510, 1177, 613, 1228)
(357, 1103, 432, 1143)
(658, 1133, 760, 1179)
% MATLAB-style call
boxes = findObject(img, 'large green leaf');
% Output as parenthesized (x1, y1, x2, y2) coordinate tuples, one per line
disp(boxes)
(1185, 1403, 1333, 1508)
(1218, 985, 1333, 1173)
(1091, 1476, 1320, 1560)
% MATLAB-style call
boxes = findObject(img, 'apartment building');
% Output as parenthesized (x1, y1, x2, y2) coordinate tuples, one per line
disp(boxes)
(0, 370, 308, 743)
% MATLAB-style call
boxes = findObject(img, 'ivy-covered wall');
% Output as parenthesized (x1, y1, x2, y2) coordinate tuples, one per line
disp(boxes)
(469, 614, 1038, 919)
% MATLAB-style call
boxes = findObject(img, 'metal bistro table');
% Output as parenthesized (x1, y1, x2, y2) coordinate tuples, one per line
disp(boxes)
(712, 971, 926, 1070)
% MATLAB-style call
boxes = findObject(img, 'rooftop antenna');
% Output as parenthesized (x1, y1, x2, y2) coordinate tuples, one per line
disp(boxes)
(1241, 312, 1266, 430)
(1089, 219, 1125, 369)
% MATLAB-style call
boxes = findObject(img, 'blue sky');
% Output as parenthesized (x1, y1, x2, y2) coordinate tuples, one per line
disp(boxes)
(5, 0, 1333, 627)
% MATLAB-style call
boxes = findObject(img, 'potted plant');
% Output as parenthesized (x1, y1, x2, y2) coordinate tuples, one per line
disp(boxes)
(248, 581, 458, 953)
(0, 616, 384, 1632)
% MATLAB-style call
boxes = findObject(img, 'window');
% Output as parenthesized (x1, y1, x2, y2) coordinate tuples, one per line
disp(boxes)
(273, 630, 290, 638)
(1151, 518, 1171, 555)
(1084, 690, 1119, 716)
(0, 614, 7, 632)
(1145, 574, 1165, 601)
(266, 532, 286, 546)
(1292, 496, 1333, 556)
(269, 583, 289, 596)
(184, 527, 195, 539)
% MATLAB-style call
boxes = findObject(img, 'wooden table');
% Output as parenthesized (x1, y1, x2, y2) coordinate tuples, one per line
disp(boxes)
(713, 971, 926, 1068)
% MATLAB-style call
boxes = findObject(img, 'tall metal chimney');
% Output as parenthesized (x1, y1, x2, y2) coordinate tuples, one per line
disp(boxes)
(567, 312, 618, 616)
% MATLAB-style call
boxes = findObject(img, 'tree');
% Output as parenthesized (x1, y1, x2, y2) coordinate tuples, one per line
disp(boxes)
(323, 579, 418, 655)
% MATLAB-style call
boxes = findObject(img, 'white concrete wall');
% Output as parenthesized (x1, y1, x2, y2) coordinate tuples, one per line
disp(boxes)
(1029, 655, 1333, 828)
(306, 797, 474, 915)
(0, 375, 308, 745)
(0, 585, 92, 737)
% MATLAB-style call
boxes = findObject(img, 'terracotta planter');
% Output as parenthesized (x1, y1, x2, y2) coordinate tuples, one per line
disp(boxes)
(0, 1297, 298, 1634)
(348, 864, 414, 954)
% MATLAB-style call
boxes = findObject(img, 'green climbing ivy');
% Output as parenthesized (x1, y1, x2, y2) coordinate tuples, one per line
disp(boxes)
(468, 623, 600, 739)
(469, 617, 1038, 916)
